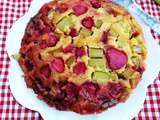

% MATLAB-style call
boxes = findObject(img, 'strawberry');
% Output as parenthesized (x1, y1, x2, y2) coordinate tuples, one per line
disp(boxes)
(69, 28, 78, 37)
(90, 0, 101, 8)
(73, 62, 87, 75)
(75, 47, 86, 58)
(50, 57, 65, 73)
(81, 17, 94, 29)
(47, 34, 59, 47)
(72, 3, 88, 16)
(105, 47, 128, 70)
(63, 44, 74, 53)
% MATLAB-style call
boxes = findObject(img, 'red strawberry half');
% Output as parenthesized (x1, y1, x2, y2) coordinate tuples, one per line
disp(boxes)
(63, 44, 74, 53)
(72, 3, 88, 16)
(75, 47, 86, 58)
(90, 0, 101, 8)
(105, 47, 128, 70)
(50, 57, 65, 73)
(81, 17, 94, 29)
(101, 31, 109, 44)
(69, 28, 78, 37)
(47, 34, 59, 47)
(73, 62, 87, 75)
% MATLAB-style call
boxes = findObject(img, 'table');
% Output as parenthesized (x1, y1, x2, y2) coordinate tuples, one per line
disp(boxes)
(0, 0, 160, 119)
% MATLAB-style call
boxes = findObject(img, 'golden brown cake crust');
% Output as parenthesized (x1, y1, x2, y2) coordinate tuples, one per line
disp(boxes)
(18, 0, 146, 114)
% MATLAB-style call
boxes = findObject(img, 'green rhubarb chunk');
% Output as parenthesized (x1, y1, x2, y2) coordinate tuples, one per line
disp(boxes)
(88, 58, 106, 71)
(93, 71, 110, 80)
(93, 71, 111, 84)
(122, 68, 134, 79)
(89, 48, 103, 58)
(117, 39, 128, 47)
(110, 72, 118, 81)
(95, 20, 103, 28)
(57, 16, 73, 32)
(130, 72, 140, 88)
(131, 56, 140, 67)
(66, 57, 75, 68)
(79, 28, 93, 37)
(48, 10, 55, 20)
(89, 59, 104, 67)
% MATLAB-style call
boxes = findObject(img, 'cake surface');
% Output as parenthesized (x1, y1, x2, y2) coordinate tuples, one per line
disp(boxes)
(18, 0, 147, 114)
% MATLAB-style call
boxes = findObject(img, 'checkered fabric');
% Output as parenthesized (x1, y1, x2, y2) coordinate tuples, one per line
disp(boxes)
(0, 0, 159, 120)
(136, 0, 160, 21)
(136, 0, 160, 46)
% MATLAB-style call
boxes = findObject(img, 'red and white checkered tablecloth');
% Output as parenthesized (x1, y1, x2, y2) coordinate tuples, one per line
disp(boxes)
(0, 0, 160, 119)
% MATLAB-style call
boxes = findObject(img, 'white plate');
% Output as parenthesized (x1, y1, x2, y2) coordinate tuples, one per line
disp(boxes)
(6, 0, 160, 120)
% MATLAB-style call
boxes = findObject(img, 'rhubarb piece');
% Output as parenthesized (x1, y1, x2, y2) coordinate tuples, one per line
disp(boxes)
(130, 72, 140, 88)
(107, 82, 124, 99)
(48, 10, 55, 20)
(131, 56, 140, 67)
(75, 47, 86, 58)
(62, 83, 78, 103)
(79, 82, 98, 101)
(93, 71, 110, 82)
(79, 28, 93, 37)
(117, 39, 128, 48)
(101, 31, 109, 44)
(95, 20, 103, 28)
(72, 4, 88, 16)
(55, 3, 68, 13)
(69, 28, 78, 37)
(98, 82, 123, 100)
(89, 58, 106, 71)
(122, 68, 134, 79)
(50, 82, 66, 100)
(66, 57, 75, 68)
(88, 58, 104, 67)
(81, 17, 94, 29)
(89, 48, 103, 58)
(40, 64, 51, 78)
(50, 57, 65, 73)
(110, 73, 118, 81)
(73, 62, 87, 75)
(63, 44, 74, 53)
(90, 0, 101, 8)
(105, 47, 128, 70)
(57, 16, 73, 32)
(47, 34, 59, 47)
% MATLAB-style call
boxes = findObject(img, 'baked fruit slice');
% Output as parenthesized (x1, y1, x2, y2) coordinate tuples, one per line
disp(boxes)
(17, 0, 147, 114)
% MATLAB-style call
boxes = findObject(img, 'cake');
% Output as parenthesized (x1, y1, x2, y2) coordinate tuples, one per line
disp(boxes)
(18, 0, 147, 114)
